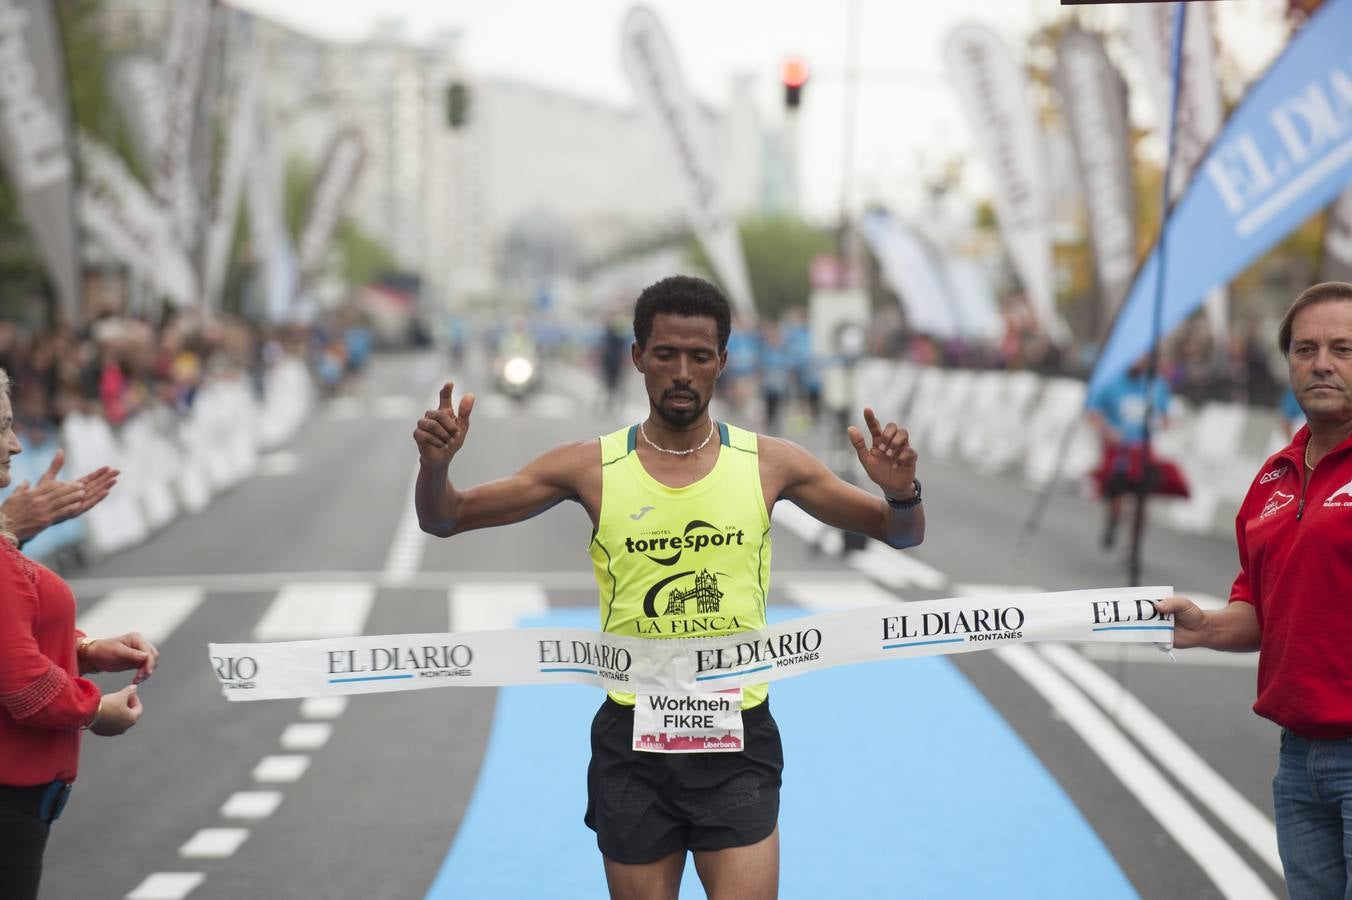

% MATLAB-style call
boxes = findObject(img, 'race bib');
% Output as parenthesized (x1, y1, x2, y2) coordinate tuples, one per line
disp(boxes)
(633, 689, 743, 753)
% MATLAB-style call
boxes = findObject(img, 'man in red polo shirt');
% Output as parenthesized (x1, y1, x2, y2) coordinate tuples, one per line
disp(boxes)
(1159, 281, 1352, 900)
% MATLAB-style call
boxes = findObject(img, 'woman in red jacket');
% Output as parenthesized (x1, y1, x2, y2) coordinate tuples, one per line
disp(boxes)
(0, 369, 158, 899)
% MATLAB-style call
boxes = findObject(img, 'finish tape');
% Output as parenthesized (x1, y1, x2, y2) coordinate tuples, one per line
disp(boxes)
(209, 586, 1174, 701)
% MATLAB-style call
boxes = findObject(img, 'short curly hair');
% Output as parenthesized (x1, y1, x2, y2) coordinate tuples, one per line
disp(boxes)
(632, 275, 732, 352)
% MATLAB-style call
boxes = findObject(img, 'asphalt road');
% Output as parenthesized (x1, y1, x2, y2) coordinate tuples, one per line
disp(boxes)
(37, 351, 1283, 900)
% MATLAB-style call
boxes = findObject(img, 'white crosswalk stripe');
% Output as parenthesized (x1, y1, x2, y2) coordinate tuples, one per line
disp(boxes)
(848, 543, 947, 590)
(382, 467, 427, 585)
(772, 501, 827, 547)
(77, 586, 203, 647)
(221, 791, 283, 820)
(782, 578, 901, 609)
(253, 583, 374, 641)
(179, 828, 249, 859)
(125, 873, 205, 900)
(450, 582, 548, 631)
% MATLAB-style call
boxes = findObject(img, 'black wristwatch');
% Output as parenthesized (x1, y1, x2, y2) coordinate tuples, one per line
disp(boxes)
(886, 479, 922, 511)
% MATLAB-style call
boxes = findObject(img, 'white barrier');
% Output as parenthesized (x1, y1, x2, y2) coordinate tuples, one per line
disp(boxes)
(50, 355, 315, 562)
(1165, 403, 1281, 536)
(61, 412, 150, 555)
(1023, 378, 1100, 489)
(954, 371, 1009, 468)
(119, 414, 179, 531)
(964, 371, 1044, 474)
(847, 359, 1284, 542)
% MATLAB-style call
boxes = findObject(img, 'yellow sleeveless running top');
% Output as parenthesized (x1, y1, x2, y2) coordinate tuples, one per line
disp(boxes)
(589, 422, 771, 709)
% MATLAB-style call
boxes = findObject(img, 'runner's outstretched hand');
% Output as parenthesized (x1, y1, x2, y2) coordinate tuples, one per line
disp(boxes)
(414, 381, 475, 466)
(847, 407, 918, 501)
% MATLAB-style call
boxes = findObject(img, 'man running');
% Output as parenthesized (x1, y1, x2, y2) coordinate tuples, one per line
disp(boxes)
(413, 275, 924, 900)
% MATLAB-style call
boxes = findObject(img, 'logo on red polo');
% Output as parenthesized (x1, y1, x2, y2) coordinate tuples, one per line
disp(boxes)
(1259, 465, 1288, 485)
(1325, 477, 1352, 508)
(1261, 490, 1295, 518)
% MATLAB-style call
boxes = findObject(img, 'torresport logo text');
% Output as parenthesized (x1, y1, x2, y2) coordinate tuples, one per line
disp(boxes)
(626, 519, 744, 565)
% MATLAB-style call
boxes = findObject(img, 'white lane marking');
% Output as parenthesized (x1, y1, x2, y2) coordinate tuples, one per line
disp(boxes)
(772, 501, 826, 547)
(301, 696, 349, 719)
(1039, 643, 1282, 875)
(329, 397, 361, 420)
(848, 543, 947, 590)
(951, 583, 1044, 598)
(1079, 643, 1259, 668)
(280, 722, 332, 751)
(375, 395, 416, 419)
(451, 583, 548, 631)
(997, 645, 1276, 900)
(382, 467, 426, 586)
(125, 873, 205, 900)
(220, 791, 283, 820)
(257, 451, 298, 477)
(77, 587, 203, 647)
(783, 578, 900, 610)
(178, 828, 250, 859)
(253, 754, 311, 783)
(253, 583, 373, 641)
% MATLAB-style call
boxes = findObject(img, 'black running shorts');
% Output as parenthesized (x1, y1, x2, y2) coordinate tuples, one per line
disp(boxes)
(584, 697, 784, 865)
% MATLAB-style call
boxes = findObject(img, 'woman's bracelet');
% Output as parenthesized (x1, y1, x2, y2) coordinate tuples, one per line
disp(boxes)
(82, 698, 103, 731)
(77, 637, 98, 672)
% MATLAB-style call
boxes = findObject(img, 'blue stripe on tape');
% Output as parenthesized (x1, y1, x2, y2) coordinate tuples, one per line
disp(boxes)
(883, 637, 966, 650)
(540, 667, 598, 675)
(694, 664, 773, 682)
(328, 674, 413, 684)
(1091, 625, 1174, 632)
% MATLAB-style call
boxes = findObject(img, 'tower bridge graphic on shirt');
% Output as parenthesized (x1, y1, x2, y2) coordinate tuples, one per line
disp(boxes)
(663, 569, 723, 616)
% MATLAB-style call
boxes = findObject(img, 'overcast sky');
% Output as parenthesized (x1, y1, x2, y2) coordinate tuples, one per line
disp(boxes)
(233, 0, 1290, 221)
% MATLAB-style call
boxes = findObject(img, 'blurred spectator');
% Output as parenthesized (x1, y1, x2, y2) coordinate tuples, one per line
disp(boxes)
(718, 313, 759, 417)
(782, 308, 821, 427)
(757, 320, 793, 434)
(1087, 356, 1190, 550)
(597, 314, 630, 414)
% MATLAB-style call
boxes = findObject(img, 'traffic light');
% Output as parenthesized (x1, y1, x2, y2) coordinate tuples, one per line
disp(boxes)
(446, 81, 471, 129)
(782, 57, 808, 110)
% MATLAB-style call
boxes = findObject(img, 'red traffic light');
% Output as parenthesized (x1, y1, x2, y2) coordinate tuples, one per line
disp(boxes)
(781, 57, 809, 88)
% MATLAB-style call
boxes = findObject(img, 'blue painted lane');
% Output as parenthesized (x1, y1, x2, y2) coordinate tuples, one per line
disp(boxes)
(425, 608, 1137, 899)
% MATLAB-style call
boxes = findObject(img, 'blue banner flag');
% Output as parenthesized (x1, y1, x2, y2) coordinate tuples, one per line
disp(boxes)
(1088, 0, 1352, 401)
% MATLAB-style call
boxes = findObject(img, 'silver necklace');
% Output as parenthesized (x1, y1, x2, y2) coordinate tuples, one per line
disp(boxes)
(640, 421, 715, 456)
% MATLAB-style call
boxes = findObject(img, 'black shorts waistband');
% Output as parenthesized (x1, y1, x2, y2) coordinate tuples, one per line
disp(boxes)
(0, 781, 72, 824)
(602, 696, 772, 722)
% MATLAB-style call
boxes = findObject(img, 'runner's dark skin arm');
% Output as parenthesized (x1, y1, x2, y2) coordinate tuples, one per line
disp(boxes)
(760, 409, 924, 549)
(413, 381, 601, 536)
